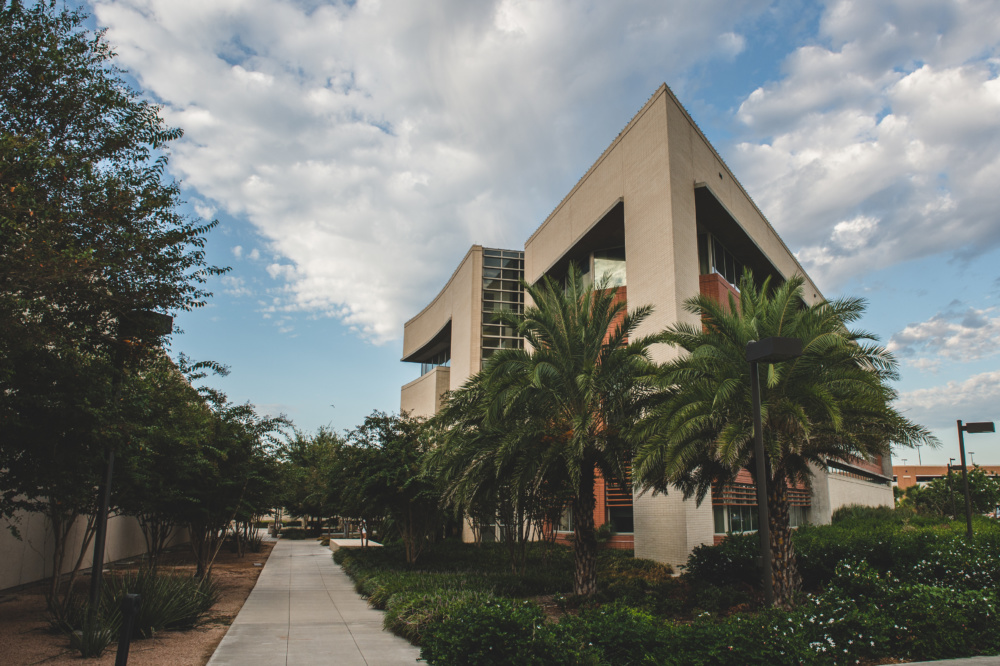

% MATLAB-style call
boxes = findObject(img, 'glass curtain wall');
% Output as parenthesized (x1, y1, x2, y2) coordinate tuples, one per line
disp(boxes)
(482, 249, 524, 364)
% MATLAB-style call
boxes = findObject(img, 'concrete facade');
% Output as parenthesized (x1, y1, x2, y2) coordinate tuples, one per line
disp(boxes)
(400, 84, 893, 569)
(400, 246, 483, 418)
(1, 508, 188, 591)
(400, 365, 451, 419)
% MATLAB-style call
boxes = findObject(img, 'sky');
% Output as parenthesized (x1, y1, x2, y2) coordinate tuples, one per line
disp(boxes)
(80, 0, 1000, 465)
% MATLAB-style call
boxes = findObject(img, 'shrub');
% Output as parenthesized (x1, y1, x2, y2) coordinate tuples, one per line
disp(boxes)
(683, 533, 758, 587)
(49, 569, 218, 656)
(384, 589, 498, 644)
(51, 598, 121, 657)
(104, 569, 220, 637)
(420, 598, 563, 666)
(280, 527, 308, 540)
(558, 602, 669, 665)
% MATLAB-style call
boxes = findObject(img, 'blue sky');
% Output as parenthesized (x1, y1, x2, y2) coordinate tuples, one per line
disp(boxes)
(84, 0, 1000, 464)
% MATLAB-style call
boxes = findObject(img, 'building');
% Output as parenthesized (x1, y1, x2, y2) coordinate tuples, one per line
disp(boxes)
(400, 84, 893, 569)
(893, 464, 1000, 490)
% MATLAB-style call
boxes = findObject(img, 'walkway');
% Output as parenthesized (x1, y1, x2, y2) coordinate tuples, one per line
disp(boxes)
(208, 539, 422, 665)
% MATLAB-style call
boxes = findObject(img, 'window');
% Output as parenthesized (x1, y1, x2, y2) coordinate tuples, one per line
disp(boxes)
(419, 349, 450, 376)
(593, 247, 626, 288)
(607, 506, 633, 534)
(557, 506, 573, 532)
(697, 232, 742, 289)
(712, 504, 809, 534)
(482, 248, 524, 366)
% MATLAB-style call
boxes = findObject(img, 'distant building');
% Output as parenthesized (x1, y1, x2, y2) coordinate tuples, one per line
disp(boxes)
(400, 84, 894, 569)
(893, 464, 1000, 490)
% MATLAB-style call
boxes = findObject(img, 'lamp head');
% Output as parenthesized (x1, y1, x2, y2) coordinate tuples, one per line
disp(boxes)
(961, 422, 995, 434)
(746, 337, 803, 363)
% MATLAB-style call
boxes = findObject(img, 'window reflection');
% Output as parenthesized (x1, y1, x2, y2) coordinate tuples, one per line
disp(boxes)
(593, 247, 626, 288)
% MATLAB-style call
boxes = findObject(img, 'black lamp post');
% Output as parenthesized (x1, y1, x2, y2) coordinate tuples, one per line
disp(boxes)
(746, 337, 802, 607)
(87, 310, 172, 629)
(957, 420, 995, 540)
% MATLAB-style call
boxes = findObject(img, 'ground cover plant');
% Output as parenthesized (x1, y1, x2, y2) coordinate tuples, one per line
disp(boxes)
(336, 507, 1000, 665)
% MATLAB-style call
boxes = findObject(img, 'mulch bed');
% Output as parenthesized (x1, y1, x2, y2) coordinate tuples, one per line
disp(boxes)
(0, 540, 275, 665)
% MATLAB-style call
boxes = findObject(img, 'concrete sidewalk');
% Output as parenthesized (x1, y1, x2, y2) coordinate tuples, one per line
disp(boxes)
(208, 539, 422, 665)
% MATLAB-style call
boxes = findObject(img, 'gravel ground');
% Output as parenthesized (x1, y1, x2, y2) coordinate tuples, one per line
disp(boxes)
(0, 540, 275, 665)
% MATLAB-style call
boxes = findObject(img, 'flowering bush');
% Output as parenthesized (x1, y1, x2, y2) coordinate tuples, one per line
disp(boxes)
(335, 513, 1000, 665)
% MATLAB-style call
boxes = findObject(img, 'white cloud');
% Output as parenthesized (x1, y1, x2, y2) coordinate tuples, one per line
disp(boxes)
(221, 275, 254, 297)
(907, 357, 941, 373)
(193, 199, 217, 219)
(232, 245, 243, 258)
(730, 0, 1000, 289)
(896, 369, 1000, 429)
(248, 248, 260, 260)
(91, 0, 772, 342)
(888, 303, 1000, 361)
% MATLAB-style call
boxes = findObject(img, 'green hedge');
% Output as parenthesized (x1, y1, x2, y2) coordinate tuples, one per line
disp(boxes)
(334, 511, 1000, 666)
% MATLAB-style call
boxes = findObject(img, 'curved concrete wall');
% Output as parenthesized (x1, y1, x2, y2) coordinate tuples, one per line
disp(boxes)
(401, 246, 482, 396)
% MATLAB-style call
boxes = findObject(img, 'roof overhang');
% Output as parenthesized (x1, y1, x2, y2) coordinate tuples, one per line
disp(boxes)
(400, 320, 451, 364)
(694, 184, 783, 284)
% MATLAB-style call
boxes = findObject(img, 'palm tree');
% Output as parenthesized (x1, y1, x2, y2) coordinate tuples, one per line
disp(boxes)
(434, 264, 660, 596)
(633, 270, 936, 606)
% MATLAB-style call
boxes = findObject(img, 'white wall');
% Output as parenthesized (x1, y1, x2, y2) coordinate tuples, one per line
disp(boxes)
(1, 509, 188, 591)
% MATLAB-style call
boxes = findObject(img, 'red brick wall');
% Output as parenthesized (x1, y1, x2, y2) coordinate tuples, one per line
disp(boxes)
(699, 273, 739, 309)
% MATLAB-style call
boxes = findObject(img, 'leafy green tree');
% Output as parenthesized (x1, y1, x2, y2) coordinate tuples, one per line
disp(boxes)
(177, 396, 287, 579)
(114, 355, 215, 568)
(0, 342, 116, 611)
(0, 0, 225, 524)
(634, 270, 936, 606)
(341, 411, 442, 564)
(280, 427, 344, 526)
(435, 265, 660, 595)
(904, 466, 1000, 517)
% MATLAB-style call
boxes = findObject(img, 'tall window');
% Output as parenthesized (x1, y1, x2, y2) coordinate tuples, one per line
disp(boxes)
(698, 232, 742, 289)
(482, 249, 524, 364)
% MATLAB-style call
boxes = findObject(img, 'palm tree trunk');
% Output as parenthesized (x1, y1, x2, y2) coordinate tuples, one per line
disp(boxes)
(572, 464, 598, 597)
(767, 475, 800, 607)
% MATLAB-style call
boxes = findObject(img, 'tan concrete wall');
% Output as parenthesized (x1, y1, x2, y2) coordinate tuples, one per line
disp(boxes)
(402, 246, 482, 395)
(660, 88, 824, 305)
(1, 509, 189, 591)
(633, 491, 715, 571)
(522, 85, 832, 568)
(826, 474, 894, 515)
(400, 366, 451, 418)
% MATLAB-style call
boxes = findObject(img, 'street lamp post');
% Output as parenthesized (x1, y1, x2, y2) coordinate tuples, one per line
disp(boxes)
(957, 420, 995, 540)
(746, 337, 803, 607)
(87, 311, 172, 630)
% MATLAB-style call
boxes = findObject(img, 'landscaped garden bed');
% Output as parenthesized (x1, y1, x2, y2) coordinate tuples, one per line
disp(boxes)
(0, 541, 274, 665)
(335, 507, 1000, 665)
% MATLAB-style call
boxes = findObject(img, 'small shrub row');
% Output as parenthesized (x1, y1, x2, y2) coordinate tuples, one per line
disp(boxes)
(419, 574, 1000, 666)
(683, 507, 1000, 592)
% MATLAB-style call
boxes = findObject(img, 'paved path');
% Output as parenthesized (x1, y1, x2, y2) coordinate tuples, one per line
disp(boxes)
(208, 539, 422, 665)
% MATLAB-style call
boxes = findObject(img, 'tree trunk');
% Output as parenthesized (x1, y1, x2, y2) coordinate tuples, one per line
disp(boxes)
(572, 465, 598, 597)
(62, 513, 97, 611)
(767, 474, 800, 607)
(46, 509, 70, 611)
